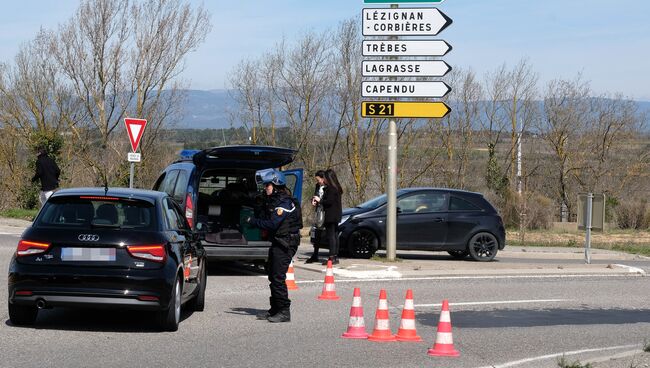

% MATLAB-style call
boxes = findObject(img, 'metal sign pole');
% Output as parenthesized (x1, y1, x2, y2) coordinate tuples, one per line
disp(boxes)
(386, 119, 398, 261)
(585, 192, 593, 264)
(129, 162, 135, 189)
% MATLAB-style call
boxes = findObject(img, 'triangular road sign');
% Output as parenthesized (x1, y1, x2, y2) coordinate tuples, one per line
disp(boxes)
(124, 118, 147, 152)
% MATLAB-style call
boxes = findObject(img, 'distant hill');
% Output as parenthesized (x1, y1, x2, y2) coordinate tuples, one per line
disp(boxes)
(173, 89, 650, 130)
(173, 89, 237, 129)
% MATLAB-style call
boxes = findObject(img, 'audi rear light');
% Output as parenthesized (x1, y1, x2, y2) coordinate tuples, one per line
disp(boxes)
(15, 290, 33, 296)
(17, 240, 51, 257)
(127, 244, 166, 263)
(185, 193, 194, 228)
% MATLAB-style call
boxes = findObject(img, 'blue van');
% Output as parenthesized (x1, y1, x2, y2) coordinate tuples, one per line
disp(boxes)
(154, 145, 303, 263)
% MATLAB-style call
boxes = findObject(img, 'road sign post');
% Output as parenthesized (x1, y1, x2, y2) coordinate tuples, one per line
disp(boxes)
(577, 193, 606, 264)
(124, 118, 148, 189)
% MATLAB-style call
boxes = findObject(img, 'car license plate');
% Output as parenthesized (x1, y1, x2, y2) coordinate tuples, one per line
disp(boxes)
(61, 247, 116, 261)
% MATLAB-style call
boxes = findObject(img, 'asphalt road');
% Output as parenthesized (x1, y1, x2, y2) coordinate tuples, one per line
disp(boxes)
(1, 232, 649, 368)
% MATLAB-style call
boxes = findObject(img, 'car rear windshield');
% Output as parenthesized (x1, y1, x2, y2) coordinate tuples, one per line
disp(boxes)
(35, 196, 156, 230)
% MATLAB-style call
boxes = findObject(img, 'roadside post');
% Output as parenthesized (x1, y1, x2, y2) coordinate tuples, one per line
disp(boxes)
(362, 0, 452, 261)
(124, 118, 147, 189)
(577, 193, 605, 264)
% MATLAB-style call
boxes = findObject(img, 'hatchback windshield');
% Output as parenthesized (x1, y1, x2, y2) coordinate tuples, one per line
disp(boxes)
(36, 196, 156, 230)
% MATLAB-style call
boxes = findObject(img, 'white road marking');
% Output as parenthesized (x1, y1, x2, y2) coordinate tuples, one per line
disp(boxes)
(611, 264, 647, 276)
(475, 344, 639, 368)
(407, 299, 569, 309)
(0, 232, 20, 236)
(294, 273, 640, 284)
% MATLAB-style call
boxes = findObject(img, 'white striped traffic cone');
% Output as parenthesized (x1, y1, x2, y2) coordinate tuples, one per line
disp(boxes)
(396, 289, 423, 342)
(341, 287, 368, 339)
(317, 259, 340, 300)
(286, 260, 298, 290)
(368, 289, 396, 342)
(427, 299, 460, 357)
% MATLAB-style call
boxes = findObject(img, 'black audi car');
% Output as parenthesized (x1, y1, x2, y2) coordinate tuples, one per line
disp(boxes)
(7, 188, 207, 331)
(311, 188, 506, 261)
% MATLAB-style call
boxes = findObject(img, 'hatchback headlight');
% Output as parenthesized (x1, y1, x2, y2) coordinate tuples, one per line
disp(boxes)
(339, 215, 350, 226)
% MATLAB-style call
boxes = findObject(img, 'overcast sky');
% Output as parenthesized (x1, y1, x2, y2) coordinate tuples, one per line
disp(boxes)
(0, 0, 648, 100)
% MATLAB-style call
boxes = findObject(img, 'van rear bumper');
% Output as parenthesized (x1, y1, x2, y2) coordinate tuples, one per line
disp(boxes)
(202, 241, 271, 261)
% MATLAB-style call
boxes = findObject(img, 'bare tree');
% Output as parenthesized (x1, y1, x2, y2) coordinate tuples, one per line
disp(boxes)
(50, 0, 210, 187)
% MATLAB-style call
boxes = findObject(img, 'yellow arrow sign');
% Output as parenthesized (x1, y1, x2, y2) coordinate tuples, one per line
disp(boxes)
(362, 101, 450, 118)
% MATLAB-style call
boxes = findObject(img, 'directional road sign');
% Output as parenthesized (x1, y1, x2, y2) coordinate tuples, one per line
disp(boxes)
(124, 118, 147, 152)
(362, 101, 450, 118)
(363, 8, 452, 36)
(362, 40, 451, 57)
(362, 81, 451, 98)
(362, 60, 451, 77)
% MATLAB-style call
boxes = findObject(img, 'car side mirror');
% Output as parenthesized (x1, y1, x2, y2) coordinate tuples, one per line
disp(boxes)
(396, 207, 402, 214)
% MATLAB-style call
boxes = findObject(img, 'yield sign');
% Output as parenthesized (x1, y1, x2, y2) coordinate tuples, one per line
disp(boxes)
(124, 118, 147, 152)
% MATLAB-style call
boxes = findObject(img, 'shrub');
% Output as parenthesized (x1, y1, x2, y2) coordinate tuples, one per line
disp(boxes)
(615, 199, 650, 230)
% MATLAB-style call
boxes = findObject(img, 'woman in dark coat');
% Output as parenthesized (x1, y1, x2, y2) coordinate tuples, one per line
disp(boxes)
(313, 169, 343, 265)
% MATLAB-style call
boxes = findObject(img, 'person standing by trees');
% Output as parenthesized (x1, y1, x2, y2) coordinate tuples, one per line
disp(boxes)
(31, 146, 60, 208)
(305, 170, 326, 263)
(312, 169, 343, 265)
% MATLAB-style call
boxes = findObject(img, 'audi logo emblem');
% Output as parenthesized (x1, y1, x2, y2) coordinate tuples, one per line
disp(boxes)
(78, 234, 100, 242)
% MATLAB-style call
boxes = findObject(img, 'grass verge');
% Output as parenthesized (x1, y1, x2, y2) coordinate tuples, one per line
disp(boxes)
(0, 208, 37, 221)
(508, 229, 650, 257)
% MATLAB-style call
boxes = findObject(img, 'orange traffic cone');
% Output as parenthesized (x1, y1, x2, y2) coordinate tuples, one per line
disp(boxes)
(368, 289, 396, 342)
(396, 289, 423, 342)
(286, 260, 298, 290)
(341, 288, 368, 339)
(427, 299, 460, 357)
(317, 259, 340, 300)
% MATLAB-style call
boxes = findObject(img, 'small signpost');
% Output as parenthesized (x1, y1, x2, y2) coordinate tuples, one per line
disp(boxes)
(577, 193, 606, 264)
(124, 118, 147, 189)
(362, 101, 450, 118)
(362, 8, 452, 36)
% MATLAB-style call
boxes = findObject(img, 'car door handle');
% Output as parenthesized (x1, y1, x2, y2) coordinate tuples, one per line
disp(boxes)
(434, 217, 445, 222)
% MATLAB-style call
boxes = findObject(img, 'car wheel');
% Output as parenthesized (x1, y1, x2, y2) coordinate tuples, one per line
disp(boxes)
(447, 250, 469, 259)
(157, 276, 181, 331)
(347, 229, 378, 259)
(188, 262, 206, 312)
(8, 301, 38, 326)
(468, 232, 499, 262)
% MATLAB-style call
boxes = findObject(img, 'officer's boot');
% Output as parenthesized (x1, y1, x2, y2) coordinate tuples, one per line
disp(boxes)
(267, 308, 290, 323)
(256, 297, 278, 320)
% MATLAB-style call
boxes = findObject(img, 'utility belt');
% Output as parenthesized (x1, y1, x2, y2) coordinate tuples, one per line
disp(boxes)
(273, 233, 301, 249)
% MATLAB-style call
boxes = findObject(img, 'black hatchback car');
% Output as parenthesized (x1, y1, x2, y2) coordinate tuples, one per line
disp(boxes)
(7, 188, 206, 331)
(311, 188, 506, 261)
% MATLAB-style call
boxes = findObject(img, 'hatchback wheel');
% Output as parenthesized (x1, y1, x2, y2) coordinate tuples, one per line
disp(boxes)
(157, 277, 181, 331)
(8, 301, 38, 326)
(468, 232, 498, 261)
(447, 250, 469, 259)
(347, 229, 378, 259)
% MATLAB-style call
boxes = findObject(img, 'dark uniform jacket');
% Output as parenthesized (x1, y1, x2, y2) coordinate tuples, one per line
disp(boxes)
(250, 192, 302, 248)
(32, 153, 61, 191)
(320, 186, 342, 224)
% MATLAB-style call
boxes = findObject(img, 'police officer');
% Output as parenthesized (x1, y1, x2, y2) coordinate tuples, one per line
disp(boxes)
(246, 169, 301, 323)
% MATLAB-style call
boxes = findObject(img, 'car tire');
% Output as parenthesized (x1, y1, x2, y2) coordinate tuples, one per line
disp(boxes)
(468, 232, 499, 262)
(347, 229, 378, 259)
(157, 276, 181, 332)
(188, 262, 207, 312)
(8, 301, 38, 326)
(447, 250, 469, 259)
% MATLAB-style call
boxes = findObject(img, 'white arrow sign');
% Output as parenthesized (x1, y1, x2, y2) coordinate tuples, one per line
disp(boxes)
(362, 40, 452, 57)
(363, 8, 452, 36)
(362, 81, 451, 98)
(362, 60, 451, 77)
